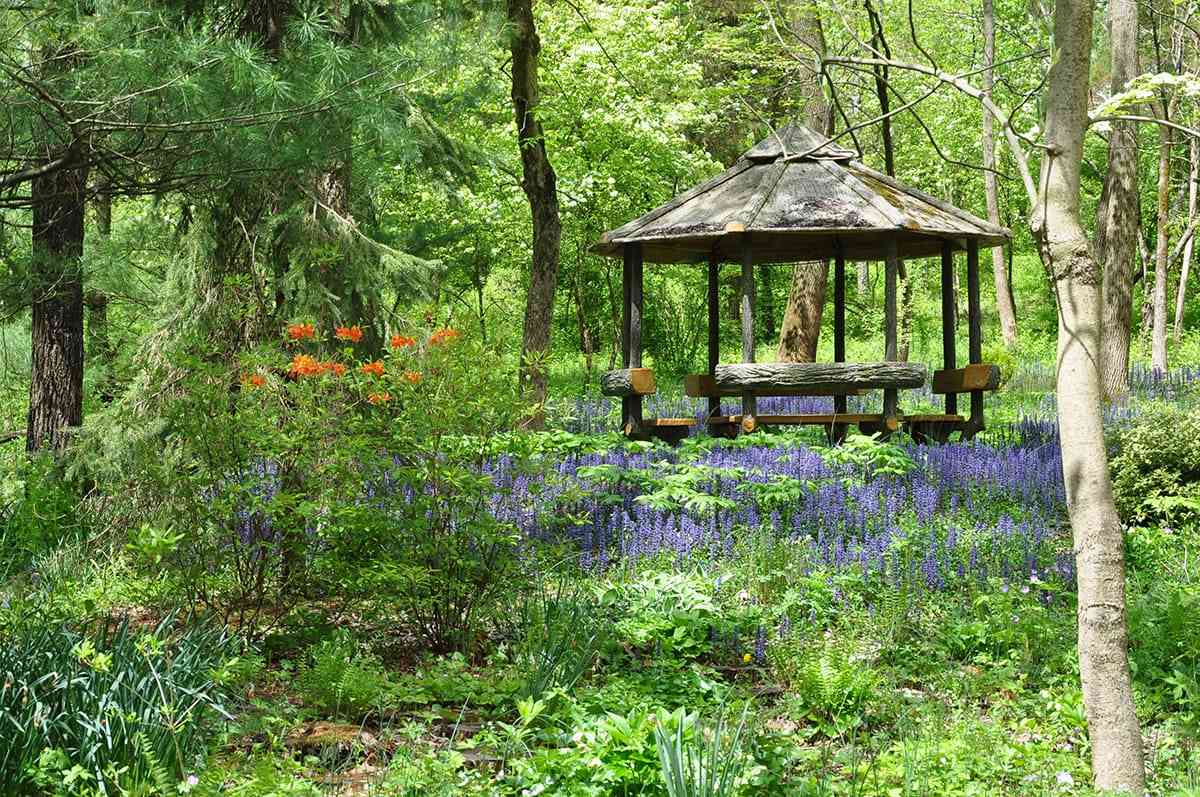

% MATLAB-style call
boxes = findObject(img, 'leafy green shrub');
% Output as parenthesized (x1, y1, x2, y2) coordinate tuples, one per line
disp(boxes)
(820, 433, 915, 481)
(1130, 581, 1200, 721)
(0, 616, 238, 795)
(1110, 404, 1200, 525)
(0, 456, 87, 582)
(982, 341, 1018, 388)
(295, 631, 392, 719)
(608, 572, 736, 663)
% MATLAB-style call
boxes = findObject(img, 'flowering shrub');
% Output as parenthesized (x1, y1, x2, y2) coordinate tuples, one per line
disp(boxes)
(85, 319, 529, 648)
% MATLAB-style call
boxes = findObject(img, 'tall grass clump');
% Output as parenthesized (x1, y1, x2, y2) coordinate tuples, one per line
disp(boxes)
(0, 615, 240, 795)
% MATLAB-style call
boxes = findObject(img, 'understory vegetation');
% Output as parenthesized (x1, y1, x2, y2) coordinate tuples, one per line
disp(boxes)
(2, 344, 1198, 795)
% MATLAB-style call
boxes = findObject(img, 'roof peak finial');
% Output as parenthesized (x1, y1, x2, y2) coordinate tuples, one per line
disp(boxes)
(745, 123, 856, 163)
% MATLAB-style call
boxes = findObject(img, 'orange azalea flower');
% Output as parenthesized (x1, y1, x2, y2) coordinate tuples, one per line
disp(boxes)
(429, 327, 460, 346)
(390, 334, 416, 349)
(335, 325, 364, 343)
(289, 353, 324, 377)
(403, 370, 422, 384)
(367, 392, 391, 405)
(327, 361, 348, 377)
(360, 360, 385, 377)
(241, 372, 266, 389)
(287, 322, 315, 340)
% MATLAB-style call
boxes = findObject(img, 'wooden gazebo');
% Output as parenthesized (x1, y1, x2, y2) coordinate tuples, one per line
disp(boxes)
(592, 124, 1011, 443)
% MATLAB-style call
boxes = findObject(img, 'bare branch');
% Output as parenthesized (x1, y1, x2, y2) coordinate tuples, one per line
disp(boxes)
(823, 54, 1040, 205)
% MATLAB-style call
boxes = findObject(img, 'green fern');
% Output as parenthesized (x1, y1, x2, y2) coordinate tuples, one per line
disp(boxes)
(136, 731, 175, 795)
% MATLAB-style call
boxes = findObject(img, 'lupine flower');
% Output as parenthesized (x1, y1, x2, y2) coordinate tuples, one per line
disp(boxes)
(335, 325, 364, 342)
(287, 322, 315, 340)
(361, 360, 385, 377)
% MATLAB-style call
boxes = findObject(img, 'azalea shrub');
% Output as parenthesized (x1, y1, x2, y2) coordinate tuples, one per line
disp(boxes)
(86, 318, 530, 647)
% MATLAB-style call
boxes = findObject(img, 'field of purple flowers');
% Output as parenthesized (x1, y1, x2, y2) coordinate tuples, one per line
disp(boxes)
(488, 432, 1073, 601)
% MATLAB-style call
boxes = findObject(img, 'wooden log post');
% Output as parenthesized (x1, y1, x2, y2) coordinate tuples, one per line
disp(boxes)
(833, 243, 848, 442)
(707, 250, 720, 419)
(740, 235, 756, 425)
(601, 368, 656, 396)
(621, 243, 645, 435)
(882, 240, 900, 424)
(940, 240, 958, 417)
(966, 239, 984, 435)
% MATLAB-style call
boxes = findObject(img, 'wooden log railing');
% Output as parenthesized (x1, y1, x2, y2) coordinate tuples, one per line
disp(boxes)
(712, 362, 926, 394)
(601, 367, 657, 397)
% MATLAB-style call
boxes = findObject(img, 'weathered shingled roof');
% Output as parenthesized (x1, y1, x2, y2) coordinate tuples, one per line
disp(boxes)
(592, 124, 1012, 264)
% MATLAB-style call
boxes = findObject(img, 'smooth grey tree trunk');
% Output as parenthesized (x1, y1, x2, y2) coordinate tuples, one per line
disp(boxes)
(1097, 0, 1141, 399)
(1152, 114, 1172, 373)
(1032, 0, 1146, 790)
(982, 0, 1017, 346)
(1175, 136, 1198, 341)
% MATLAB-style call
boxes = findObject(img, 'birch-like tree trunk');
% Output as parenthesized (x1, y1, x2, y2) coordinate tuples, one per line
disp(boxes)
(1152, 112, 1172, 373)
(1032, 0, 1146, 789)
(1175, 136, 1198, 341)
(982, 0, 1017, 346)
(1097, 0, 1142, 398)
(508, 0, 562, 425)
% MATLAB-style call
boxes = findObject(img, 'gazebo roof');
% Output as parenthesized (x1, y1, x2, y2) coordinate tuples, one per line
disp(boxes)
(593, 124, 1012, 264)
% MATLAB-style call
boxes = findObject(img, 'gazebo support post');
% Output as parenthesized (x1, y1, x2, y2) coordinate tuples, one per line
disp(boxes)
(940, 240, 958, 417)
(882, 240, 900, 430)
(621, 243, 645, 435)
(740, 235, 757, 430)
(966, 239, 984, 437)
(832, 244, 848, 443)
(707, 251, 720, 420)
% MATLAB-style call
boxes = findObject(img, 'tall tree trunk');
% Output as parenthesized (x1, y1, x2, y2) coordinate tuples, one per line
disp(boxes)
(87, 190, 114, 403)
(509, 0, 561, 426)
(897, 274, 912, 361)
(1032, 0, 1146, 790)
(761, 264, 776, 339)
(982, 0, 1017, 346)
(28, 160, 88, 452)
(1097, 0, 1142, 399)
(857, 261, 869, 295)
(777, 0, 830, 362)
(1152, 112, 1172, 373)
(1175, 136, 1198, 340)
(776, 262, 826, 361)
